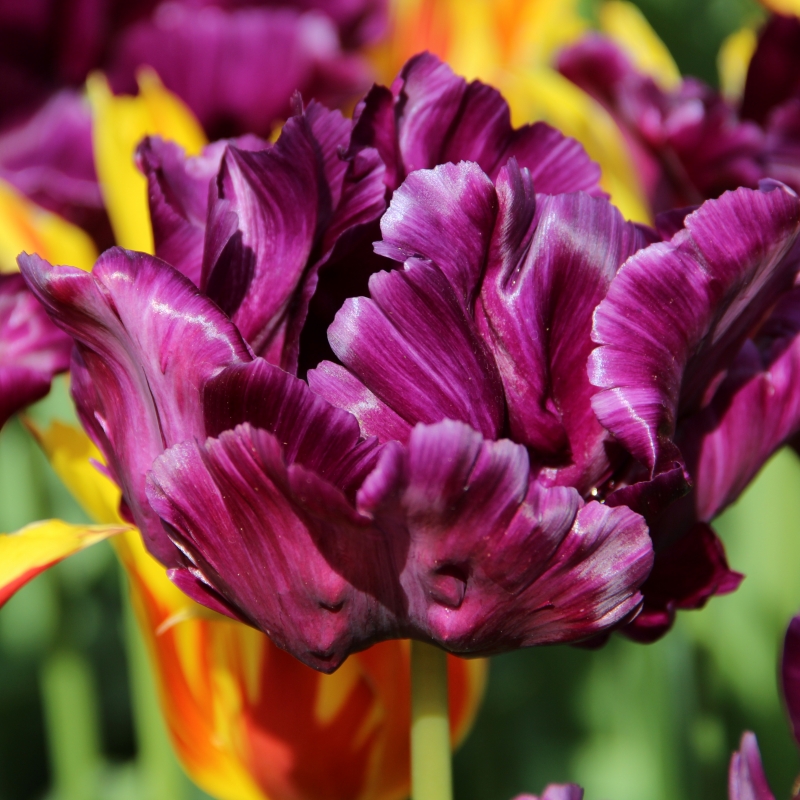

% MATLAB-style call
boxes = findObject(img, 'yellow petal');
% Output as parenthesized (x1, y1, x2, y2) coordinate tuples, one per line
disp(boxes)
(87, 69, 206, 254)
(718, 26, 758, 102)
(375, 0, 586, 85)
(0, 179, 97, 274)
(500, 66, 651, 224)
(0, 519, 128, 607)
(26, 419, 123, 525)
(599, 0, 681, 90)
(758, 0, 800, 13)
(118, 528, 487, 800)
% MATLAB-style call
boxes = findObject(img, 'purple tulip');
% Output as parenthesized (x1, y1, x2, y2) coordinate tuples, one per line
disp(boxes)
(557, 35, 765, 214)
(0, 272, 72, 430)
(17, 71, 656, 669)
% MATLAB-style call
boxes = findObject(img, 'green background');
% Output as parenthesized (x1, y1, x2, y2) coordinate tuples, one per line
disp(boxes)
(2, 1, 798, 798)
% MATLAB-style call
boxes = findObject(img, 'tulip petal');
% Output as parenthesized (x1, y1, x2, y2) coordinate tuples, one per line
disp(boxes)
(590, 184, 800, 476)
(516, 787, 584, 800)
(741, 14, 800, 127)
(0, 273, 72, 429)
(782, 613, 800, 748)
(479, 180, 650, 487)
(623, 522, 742, 643)
(136, 135, 266, 285)
(375, 161, 497, 308)
(728, 733, 775, 800)
(351, 53, 602, 194)
(325, 257, 505, 442)
(19, 248, 250, 564)
(0, 520, 128, 607)
(677, 288, 800, 522)
(204, 103, 385, 371)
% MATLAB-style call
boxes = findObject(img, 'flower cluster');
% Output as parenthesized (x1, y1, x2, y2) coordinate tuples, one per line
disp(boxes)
(15, 49, 800, 673)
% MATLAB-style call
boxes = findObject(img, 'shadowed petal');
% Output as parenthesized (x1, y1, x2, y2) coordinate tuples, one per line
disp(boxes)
(136, 134, 265, 285)
(0, 273, 72, 429)
(19, 248, 250, 564)
(324, 257, 505, 441)
(677, 288, 800, 522)
(782, 613, 800, 749)
(623, 523, 742, 643)
(728, 733, 775, 800)
(590, 184, 800, 477)
(203, 102, 385, 372)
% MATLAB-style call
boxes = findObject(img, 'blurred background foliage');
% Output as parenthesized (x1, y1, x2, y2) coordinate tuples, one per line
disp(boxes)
(2, 0, 798, 798)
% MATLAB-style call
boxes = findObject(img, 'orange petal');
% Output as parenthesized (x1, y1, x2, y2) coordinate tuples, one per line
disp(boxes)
(117, 529, 487, 800)
(0, 519, 129, 607)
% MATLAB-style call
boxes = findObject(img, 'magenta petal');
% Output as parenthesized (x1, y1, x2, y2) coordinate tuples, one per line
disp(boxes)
(307, 360, 412, 443)
(19, 248, 250, 565)
(728, 733, 775, 800)
(203, 359, 380, 495)
(203, 102, 385, 372)
(137, 135, 265, 285)
(741, 14, 800, 127)
(678, 289, 800, 522)
(480, 186, 649, 486)
(108, 4, 370, 138)
(147, 423, 401, 672)
(366, 420, 653, 651)
(350, 52, 601, 194)
(782, 613, 800, 748)
(623, 523, 742, 644)
(375, 161, 497, 307)
(0, 90, 101, 225)
(590, 184, 800, 477)
(0, 273, 72, 429)
(326, 257, 505, 441)
(515, 787, 584, 800)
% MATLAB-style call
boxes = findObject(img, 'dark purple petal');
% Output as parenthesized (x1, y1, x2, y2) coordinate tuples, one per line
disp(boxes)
(559, 36, 765, 214)
(676, 288, 800, 523)
(361, 420, 653, 651)
(782, 613, 800, 749)
(374, 161, 497, 307)
(480, 179, 650, 489)
(19, 248, 250, 565)
(202, 358, 380, 495)
(728, 733, 775, 800)
(764, 99, 800, 194)
(741, 14, 800, 127)
(136, 134, 266, 285)
(203, 102, 385, 372)
(147, 422, 402, 672)
(108, 4, 370, 139)
(0, 272, 72, 429)
(623, 523, 742, 644)
(323, 257, 505, 441)
(307, 360, 412, 443)
(350, 52, 602, 194)
(0, 90, 102, 227)
(590, 184, 800, 477)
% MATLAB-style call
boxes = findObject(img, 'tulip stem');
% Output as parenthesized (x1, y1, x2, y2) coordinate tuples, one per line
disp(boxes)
(411, 641, 452, 800)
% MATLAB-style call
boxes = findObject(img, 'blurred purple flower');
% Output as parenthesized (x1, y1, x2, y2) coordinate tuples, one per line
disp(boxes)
(0, 0, 386, 230)
(557, 35, 764, 214)
(0, 272, 72, 430)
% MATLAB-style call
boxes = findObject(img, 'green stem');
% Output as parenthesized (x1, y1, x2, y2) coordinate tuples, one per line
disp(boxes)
(411, 641, 453, 800)
(40, 650, 101, 800)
